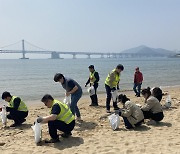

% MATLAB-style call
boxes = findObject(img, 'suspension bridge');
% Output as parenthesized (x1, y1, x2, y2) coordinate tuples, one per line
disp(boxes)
(0, 40, 143, 59)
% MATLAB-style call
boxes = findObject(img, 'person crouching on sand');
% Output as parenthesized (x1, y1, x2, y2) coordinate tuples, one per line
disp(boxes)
(1, 91, 28, 127)
(141, 87, 164, 125)
(115, 94, 144, 129)
(37, 94, 75, 143)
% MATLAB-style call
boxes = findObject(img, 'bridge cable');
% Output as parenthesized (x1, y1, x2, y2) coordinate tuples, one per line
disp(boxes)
(0, 40, 22, 49)
(24, 40, 50, 51)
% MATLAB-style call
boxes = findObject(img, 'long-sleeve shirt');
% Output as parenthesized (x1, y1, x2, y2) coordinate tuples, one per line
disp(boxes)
(134, 71, 143, 83)
(121, 101, 144, 127)
(86, 71, 99, 85)
(6, 97, 21, 112)
(141, 96, 163, 114)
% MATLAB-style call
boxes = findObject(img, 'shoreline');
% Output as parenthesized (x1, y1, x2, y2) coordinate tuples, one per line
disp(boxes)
(25, 85, 180, 105)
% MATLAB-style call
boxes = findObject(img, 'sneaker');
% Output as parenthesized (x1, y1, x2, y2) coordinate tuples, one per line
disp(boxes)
(61, 132, 72, 138)
(45, 138, 60, 143)
(106, 110, 111, 113)
(10, 123, 21, 127)
(20, 119, 26, 124)
(146, 120, 157, 125)
(76, 117, 83, 122)
(89, 104, 98, 106)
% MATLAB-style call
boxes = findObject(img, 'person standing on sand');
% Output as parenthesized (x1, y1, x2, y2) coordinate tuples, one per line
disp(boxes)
(1, 91, 28, 127)
(54, 73, 82, 121)
(133, 67, 143, 97)
(105, 64, 124, 113)
(37, 94, 75, 143)
(85, 65, 100, 106)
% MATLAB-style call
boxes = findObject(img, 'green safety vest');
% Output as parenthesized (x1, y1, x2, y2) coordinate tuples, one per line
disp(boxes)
(90, 71, 97, 84)
(9, 96, 28, 112)
(50, 100, 75, 124)
(105, 69, 120, 88)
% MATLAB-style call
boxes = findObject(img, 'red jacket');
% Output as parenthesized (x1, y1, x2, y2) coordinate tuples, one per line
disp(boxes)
(134, 71, 143, 83)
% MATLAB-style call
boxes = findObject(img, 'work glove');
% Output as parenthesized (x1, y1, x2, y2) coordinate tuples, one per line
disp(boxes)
(37, 116, 43, 123)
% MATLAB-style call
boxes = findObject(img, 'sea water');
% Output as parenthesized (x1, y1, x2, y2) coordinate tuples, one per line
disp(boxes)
(0, 57, 179, 101)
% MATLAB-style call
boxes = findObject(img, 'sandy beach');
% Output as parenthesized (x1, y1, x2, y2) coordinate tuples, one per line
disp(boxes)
(0, 86, 180, 154)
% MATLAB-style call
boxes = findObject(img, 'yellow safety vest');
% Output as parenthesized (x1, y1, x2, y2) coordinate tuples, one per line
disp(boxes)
(90, 71, 97, 84)
(9, 96, 28, 112)
(105, 69, 120, 88)
(50, 100, 75, 124)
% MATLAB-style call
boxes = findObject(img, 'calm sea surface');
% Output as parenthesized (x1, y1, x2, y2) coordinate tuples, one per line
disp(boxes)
(0, 57, 180, 101)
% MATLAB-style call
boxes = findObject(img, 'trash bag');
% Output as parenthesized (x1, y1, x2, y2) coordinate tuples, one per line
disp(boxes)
(108, 113, 120, 130)
(87, 86, 95, 96)
(164, 95, 172, 108)
(31, 118, 42, 144)
(0, 106, 7, 126)
(111, 90, 118, 102)
(63, 96, 71, 107)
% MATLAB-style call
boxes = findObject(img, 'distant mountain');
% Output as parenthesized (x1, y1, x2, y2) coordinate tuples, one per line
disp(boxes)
(120, 45, 175, 57)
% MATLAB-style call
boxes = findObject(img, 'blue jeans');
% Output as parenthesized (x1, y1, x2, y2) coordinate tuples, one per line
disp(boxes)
(133, 83, 142, 96)
(70, 90, 82, 117)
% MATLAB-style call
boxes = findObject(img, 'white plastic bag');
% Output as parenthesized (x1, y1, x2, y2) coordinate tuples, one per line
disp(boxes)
(111, 90, 118, 102)
(164, 95, 172, 108)
(87, 86, 95, 96)
(108, 113, 120, 130)
(63, 96, 71, 107)
(0, 106, 7, 126)
(31, 118, 42, 144)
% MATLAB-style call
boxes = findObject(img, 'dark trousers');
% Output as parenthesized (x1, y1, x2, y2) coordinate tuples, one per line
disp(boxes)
(133, 83, 142, 96)
(90, 83, 98, 105)
(142, 111, 164, 121)
(48, 120, 75, 139)
(105, 84, 118, 110)
(122, 117, 144, 129)
(7, 109, 28, 124)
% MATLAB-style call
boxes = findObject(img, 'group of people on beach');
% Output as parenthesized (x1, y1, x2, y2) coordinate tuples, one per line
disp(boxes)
(0, 64, 164, 143)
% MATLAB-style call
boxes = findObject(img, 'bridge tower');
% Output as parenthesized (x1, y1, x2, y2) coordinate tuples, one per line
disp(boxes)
(20, 40, 29, 59)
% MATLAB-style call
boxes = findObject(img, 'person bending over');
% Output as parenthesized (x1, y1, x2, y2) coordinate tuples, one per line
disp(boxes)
(37, 94, 75, 143)
(116, 94, 144, 129)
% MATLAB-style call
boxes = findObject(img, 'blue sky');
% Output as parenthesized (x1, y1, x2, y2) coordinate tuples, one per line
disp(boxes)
(0, 0, 180, 58)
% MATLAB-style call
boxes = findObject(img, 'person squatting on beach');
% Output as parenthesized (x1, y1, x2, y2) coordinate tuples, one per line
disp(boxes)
(133, 67, 143, 97)
(141, 87, 164, 125)
(1, 91, 28, 127)
(105, 64, 124, 113)
(151, 87, 163, 102)
(54, 73, 82, 121)
(85, 65, 100, 106)
(115, 94, 144, 129)
(37, 94, 75, 143)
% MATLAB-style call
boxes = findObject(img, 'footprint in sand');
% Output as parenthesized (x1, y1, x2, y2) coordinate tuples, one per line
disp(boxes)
(0, 142, 5, 146)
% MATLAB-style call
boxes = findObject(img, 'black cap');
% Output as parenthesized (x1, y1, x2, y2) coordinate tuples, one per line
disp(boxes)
(88, 65, 94, 69)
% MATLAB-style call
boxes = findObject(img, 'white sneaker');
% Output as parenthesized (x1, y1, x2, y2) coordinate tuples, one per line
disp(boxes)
(146, 120, 157, 125)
